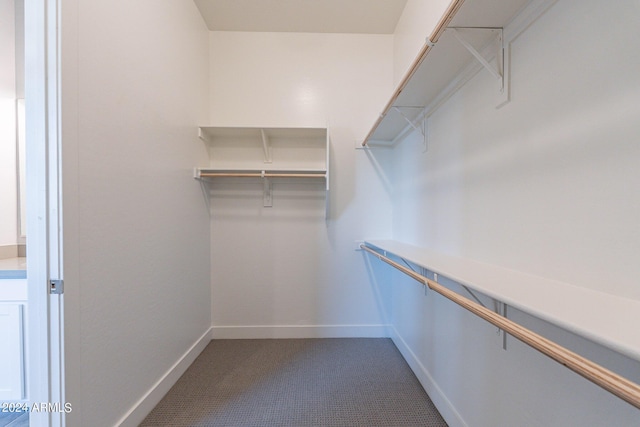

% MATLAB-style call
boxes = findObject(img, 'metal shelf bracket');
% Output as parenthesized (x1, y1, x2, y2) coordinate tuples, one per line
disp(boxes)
(260, 129, 272, 164)
(449, 27, 511, 107)
(452, 28, 505, 92)
(392, 107, 428, 152)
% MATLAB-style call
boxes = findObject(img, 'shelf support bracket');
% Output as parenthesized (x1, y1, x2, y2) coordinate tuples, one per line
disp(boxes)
(260, 129, 272, 164)
(197, 127, 207, 143)
(451, 28, 504, 91)
(392, 107, 428, 152)
(393, 107, 424, 136)
(400, 257, 417, 273)
(462, 285, 486, 309)
(464, 284, 508, 349)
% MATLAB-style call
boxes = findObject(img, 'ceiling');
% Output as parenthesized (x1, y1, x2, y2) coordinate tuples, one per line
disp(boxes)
(193, 0, 409, 34)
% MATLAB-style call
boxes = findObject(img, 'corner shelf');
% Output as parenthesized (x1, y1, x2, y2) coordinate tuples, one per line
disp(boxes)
(363, 0, 550, 146)
(195, 126, 330, 216)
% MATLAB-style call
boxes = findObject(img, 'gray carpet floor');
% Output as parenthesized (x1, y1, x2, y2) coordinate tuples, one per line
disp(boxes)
(140, 338, 447, 427)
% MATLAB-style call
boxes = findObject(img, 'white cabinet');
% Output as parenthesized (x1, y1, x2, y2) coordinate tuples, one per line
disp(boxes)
(0, 303, 25, 400)
(195, 126, 330, 216)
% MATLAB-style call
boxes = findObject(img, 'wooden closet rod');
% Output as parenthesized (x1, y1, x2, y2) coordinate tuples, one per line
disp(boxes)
(361, 0, 466, 146)
(199, 172, 325, 179)
(360, 244, 640, 410)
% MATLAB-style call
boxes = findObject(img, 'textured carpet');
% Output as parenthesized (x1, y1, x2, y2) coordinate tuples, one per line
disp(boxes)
(140, 338, 447, 427)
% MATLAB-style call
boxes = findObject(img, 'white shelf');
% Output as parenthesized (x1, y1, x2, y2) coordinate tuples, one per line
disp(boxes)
(199, 126, 328, 171)
(364, 240, 640, 362)
(196, 126, 330, 215)
(364, 0, 541, 145)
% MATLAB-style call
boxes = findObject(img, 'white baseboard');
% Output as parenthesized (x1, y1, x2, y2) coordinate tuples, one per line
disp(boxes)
(211, 324, 392, 339)
(0, 245, 19, 260)
(116, 327, 213, 427)
(390, 327, 468, 427)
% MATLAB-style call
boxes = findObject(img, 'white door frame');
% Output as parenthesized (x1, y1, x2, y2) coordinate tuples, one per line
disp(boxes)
(25, 0, 65, 425)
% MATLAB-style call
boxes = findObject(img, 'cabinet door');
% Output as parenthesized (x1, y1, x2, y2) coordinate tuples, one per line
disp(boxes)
(0, 304, 24, 400)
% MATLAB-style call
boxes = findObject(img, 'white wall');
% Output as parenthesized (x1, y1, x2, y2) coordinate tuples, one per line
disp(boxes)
(389, 0, 640, 425)
(60, 1, 211, 425)
(49, 0, 639, 425)
(0, 0, 15, 98)
(208, 32, 394, 337)
(0, 0, 17, 249)
(392, 0, 450, 86)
